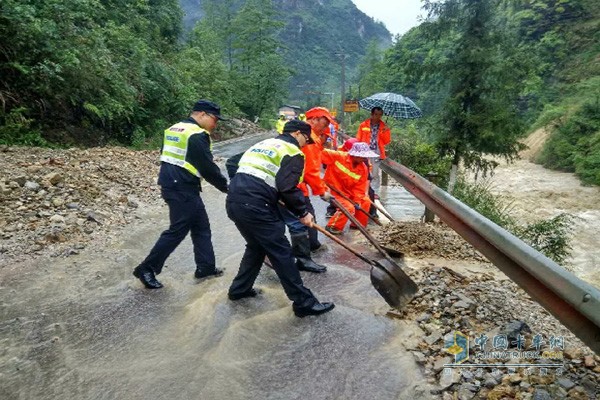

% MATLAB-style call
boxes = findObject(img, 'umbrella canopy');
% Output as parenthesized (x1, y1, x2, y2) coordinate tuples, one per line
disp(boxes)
(359, 92, 423, 119)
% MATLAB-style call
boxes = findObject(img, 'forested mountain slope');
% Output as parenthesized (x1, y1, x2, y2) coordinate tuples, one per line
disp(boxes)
(0, 0, 390, 146)
(180, 0, 392, 102)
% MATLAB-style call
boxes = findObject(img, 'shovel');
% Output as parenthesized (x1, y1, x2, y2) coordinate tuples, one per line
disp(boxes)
(366, 197, 396, 222)
(326, 183, 383, 226)
(312, 222, 417, 310)
(328, 198, 418, 308)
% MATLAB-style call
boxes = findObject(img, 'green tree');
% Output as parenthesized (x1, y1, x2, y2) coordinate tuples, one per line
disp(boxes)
(0, 0, 196, 145)
(422, 0, 528, 192)
(230, 0, 290, 118)
(201, 0, 237, 69)
(381, 24, 454, 116)
(357, 40, 386, 96)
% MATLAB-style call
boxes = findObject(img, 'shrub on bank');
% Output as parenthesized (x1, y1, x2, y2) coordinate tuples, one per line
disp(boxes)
(453, 177, 573, 266)
(536, 84, 600, 186)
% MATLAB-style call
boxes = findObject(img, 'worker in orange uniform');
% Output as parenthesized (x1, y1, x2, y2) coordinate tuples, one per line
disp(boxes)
(323, 142, 379, 235)
(356, 106, 391, 195)
(325, 137, 358, 218)
(279, 107, 334, 267)
(302, 107, 335, 247)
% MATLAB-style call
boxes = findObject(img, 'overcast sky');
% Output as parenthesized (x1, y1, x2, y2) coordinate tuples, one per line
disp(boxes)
(352, 0, 425, 36)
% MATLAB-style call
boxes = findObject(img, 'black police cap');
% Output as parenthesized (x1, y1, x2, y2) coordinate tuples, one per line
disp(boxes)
(193, 100, 227, 121)
(283, 120, 314, 144)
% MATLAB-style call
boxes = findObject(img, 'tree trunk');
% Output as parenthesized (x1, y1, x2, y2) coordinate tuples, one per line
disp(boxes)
(447, 163, 459, 194)
(447, 149, 461, 194)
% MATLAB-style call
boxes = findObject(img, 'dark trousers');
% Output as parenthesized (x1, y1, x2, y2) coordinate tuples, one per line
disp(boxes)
(141, 189, 216, 274)
(226, 201, 317, 308)
(368, 185, 377, 216)
(279, 196, 321, 250)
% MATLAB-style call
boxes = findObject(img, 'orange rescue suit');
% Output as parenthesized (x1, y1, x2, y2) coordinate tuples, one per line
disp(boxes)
(297, 130, 326, 197)
(321, 149, 371, 231)
(356, 119, 391, 159)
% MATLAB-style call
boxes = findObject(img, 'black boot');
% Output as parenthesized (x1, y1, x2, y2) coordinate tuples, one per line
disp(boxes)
(291, 233, 327, 273)
(194, 267, 224, 279)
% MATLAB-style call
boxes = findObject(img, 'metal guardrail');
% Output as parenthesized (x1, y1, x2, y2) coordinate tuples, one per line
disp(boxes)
(381, 158, 600, 354)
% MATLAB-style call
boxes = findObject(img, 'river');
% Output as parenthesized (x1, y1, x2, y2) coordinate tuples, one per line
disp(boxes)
(485, 129, 600, 288)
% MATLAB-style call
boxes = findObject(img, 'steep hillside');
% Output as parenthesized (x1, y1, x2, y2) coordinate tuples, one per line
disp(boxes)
(179, 0, 392, 103)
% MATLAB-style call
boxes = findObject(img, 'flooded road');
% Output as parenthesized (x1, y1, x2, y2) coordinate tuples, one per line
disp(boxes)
(3, 129, 597, 399)
(0, 134, 432, 399)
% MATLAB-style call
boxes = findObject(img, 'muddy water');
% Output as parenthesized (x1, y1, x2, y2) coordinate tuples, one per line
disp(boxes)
(0, 135, 432, 399)
(485, 158, 600, 288)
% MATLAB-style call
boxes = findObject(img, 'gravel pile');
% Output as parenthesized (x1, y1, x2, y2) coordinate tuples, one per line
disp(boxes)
(0, 146, 163, 263)
(0, 118, 269, 265)
(392, 265, 600, 399)
(374, 221, 486, 261)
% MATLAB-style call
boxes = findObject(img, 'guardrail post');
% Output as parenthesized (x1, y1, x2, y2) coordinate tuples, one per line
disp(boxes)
(381, 168, 388, 186)
(423, 172, 439, 222)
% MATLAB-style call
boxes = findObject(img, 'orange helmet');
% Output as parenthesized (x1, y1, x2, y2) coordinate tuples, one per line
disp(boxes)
(305, 107, 334, 124)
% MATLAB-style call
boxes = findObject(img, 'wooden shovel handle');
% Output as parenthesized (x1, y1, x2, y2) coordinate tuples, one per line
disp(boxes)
(326, 183, 383, 226)
(330, 198, 396, 264)
(365, 197, 395, 222)
(310, 222, 374, 266)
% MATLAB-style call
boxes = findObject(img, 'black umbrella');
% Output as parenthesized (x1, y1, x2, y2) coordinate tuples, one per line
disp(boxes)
(359, 92, 423, 119)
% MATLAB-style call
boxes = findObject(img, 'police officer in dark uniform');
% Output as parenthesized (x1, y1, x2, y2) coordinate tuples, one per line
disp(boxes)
(226, 120, 335, 317)
(133, 100, 229, 289)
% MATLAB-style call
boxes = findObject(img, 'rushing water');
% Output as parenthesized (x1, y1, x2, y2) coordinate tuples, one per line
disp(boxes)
(486, 158, 600, 288)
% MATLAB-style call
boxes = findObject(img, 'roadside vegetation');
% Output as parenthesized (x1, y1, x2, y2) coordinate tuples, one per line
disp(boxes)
(386, 129, 574, 265)
(0, 0, 291, 147)
(535, 94, 600, 186)
(0, 0, 389, 148)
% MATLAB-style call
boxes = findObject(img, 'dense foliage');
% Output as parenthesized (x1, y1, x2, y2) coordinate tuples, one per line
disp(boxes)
(198, 0, 292, 119)
(0, 0, 390, 146)
(0, 0, 193, 146)
(536, 91, 600, 185)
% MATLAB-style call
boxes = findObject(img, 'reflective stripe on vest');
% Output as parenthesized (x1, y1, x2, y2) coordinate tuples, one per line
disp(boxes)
(159, 122, 209, 177)
(334, 160, 361, 180)
(237, 138, 304, 189)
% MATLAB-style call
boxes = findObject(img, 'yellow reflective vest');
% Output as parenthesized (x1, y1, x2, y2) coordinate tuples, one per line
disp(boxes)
(159, 122, 210, 177)
(276, 118, 287, 134)
(237, 138, 304, 189)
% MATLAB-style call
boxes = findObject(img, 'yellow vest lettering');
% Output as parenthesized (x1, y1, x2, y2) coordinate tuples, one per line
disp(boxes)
(237, 138, 304, 188)
(160, 122, 210, 178)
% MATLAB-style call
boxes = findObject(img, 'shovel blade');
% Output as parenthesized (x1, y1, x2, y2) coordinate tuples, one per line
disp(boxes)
(370, 259, 418, 310)
(381, 245, 404, 258)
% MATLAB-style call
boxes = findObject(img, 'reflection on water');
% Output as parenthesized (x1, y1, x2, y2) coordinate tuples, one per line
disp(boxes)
(379, 185, 425, 222)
